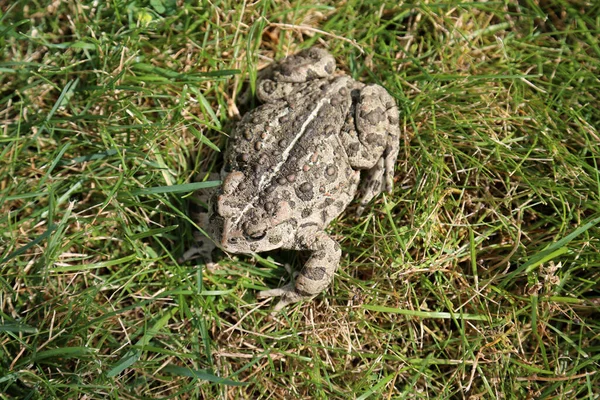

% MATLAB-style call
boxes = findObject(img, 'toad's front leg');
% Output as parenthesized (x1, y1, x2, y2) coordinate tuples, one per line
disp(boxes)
(257, 231, 341, 312)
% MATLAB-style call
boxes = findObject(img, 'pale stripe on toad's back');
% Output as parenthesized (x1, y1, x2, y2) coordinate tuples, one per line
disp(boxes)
(234, 98, 329, 226)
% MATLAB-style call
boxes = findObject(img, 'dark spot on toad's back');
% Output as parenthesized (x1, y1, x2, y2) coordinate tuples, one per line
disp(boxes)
(269, 235, 282, 245)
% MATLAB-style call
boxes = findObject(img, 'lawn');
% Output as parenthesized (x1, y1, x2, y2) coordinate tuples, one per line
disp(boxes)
(1, 1, 599, 399)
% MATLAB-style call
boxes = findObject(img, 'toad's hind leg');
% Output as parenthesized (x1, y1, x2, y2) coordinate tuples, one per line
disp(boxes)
(341, 84, 400, 214)
(257, 231, 341, 312)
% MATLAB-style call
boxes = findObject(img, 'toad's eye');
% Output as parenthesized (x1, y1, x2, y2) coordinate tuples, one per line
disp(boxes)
(228, 237, 240, 244)
(245, 230, 266, 241)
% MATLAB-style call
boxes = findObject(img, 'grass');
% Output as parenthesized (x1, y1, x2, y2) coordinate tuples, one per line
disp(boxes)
(1, 0, 600, 398)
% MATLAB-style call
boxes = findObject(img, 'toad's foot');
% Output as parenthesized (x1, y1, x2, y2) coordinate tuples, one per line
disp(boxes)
(178, 231, 218, 271)
(257, 284, 312, 312)
(258, 231, 341, 312)
(177, 246, 218, 271)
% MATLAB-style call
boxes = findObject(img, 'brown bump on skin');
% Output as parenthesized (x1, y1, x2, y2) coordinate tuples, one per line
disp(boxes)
(366, 133, 379, 144)
(259, 155, 268, 165)
(261, 132, 268, 139)
(367, 110, 385, 124)
(222, 171, 245, 194)
(310, 153, 318, 163)
(299, 182, 313, 193)
(243, 130, 252, 140)
(265, 184, 276, 193)
(278, 139, 288, 148)
(277, 177, 286, 185)
(303, 164, 310, 172)
(330, 97, 340, 107)
(326, 165, 336, 176)
(279, 114, 289, 123)
(319, 186, 326, 193)
(339, 87, 348, 96)
(269, 235, 282, 245)
(254, 142, 262, 151)
(264, 202, 274, 212)
(262, 80, 275, 93)
(286, 174, 296, 182)
(296, 183, 314, 201)
(252, 178, 259, 187)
